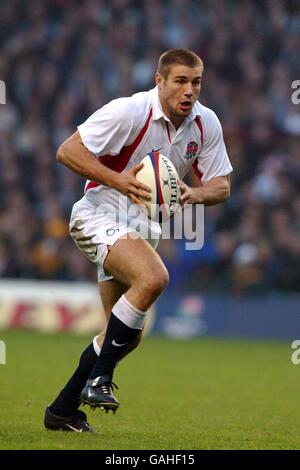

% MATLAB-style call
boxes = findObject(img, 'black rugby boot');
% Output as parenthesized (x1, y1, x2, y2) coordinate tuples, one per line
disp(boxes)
(44, 406, 94, 432)
(80, 375, 119, 413)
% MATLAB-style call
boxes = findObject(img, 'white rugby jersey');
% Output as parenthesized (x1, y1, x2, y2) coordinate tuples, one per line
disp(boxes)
(77, 86, 232, 209)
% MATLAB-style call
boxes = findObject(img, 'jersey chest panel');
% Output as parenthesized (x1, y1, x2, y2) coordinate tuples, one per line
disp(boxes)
(128, 119, 202, 178)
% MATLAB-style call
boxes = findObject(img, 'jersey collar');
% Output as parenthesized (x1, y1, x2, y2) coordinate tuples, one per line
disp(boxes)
(149, 86, 201, 123)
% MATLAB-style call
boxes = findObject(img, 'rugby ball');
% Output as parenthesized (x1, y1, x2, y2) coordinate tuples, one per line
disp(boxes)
(136, 152, 181, 221)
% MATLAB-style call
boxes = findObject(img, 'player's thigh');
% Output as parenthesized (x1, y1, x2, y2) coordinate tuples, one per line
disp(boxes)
(103, 235, 168, 288)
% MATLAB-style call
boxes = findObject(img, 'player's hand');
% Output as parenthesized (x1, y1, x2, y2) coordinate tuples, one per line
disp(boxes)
(115, 163, 152, 207)
(179, 180, 204, 205)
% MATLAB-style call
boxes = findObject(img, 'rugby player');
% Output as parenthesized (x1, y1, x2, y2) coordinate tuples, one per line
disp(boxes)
(44, 48, 232, 432)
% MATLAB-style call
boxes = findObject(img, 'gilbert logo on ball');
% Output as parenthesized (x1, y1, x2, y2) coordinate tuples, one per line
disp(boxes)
(136, 152, 181, 221)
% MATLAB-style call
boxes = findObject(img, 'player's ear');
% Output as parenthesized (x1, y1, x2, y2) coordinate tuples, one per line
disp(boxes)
(155, 72, 163, 88)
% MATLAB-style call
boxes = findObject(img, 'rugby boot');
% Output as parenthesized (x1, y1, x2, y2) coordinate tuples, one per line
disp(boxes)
(44, 405, 94, 432)
(80, 375, 119, 413)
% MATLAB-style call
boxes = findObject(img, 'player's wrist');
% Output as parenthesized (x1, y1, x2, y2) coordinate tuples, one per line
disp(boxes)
(102, 170, 123, 191)
(193, 187, 205, 204)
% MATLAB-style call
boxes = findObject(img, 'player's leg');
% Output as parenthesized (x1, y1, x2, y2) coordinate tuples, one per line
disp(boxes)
(44, 278, 127, 431)
(97, 279, 143, 359)
(81, 235, 169, 412)
(103, 238, 168, 311)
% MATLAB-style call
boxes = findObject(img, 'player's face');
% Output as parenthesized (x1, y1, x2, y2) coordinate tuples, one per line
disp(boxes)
(156, 64, 203, 127)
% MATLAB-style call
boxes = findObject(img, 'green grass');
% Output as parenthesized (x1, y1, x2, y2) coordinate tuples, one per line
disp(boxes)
(0, 330, 299, 449)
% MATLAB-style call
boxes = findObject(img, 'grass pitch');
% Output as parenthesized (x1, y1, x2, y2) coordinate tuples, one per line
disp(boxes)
(0, 330, 299, 450)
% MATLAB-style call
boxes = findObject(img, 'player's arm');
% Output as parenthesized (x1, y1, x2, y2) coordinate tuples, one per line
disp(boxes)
(179, 175, 230, 206)
(179, 109, 232, 206)
(56, 131, 151, 205)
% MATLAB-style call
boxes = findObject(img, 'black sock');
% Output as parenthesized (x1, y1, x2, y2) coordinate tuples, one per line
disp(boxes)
(89, 313, 140, 380)
(50, 342, 98, 416)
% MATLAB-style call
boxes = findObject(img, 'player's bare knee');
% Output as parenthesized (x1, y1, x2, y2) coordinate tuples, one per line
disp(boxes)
(156, 267, 169, 292)
(141, 267, 169, 298)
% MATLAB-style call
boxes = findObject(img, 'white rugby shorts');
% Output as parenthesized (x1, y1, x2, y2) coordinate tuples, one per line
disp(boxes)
(69, 196, 161, 282)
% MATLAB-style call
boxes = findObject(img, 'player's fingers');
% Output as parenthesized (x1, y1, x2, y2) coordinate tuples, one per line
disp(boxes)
(131, 162, 144, 174)
(180, 193, 191, 205)
(179, 185, 187, 196)
(139, 190, 152, 201)
(129, 185, 151, 201)
(179, 180, 188, 191)
(128, 192, 147, 208)
(133, 179, 152, 193)
(129, 164, 152, 192)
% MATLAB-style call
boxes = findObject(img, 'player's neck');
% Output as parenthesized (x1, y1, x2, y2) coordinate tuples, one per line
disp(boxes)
(169, 116, 185, 130)
(163, 109, 185, 130)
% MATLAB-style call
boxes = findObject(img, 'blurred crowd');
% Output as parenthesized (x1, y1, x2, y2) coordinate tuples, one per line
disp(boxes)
(0, 0, 299, 294)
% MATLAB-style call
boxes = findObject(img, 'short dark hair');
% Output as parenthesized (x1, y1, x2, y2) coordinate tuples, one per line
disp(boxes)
(157, 48, 203, 78)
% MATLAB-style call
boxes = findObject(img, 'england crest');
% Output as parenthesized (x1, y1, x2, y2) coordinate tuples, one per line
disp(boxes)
(184, 141, 198, 160)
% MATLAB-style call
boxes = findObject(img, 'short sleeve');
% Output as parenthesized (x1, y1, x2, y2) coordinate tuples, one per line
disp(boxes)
(77, 98, 135, 157)
(195, 110, 233, 183)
